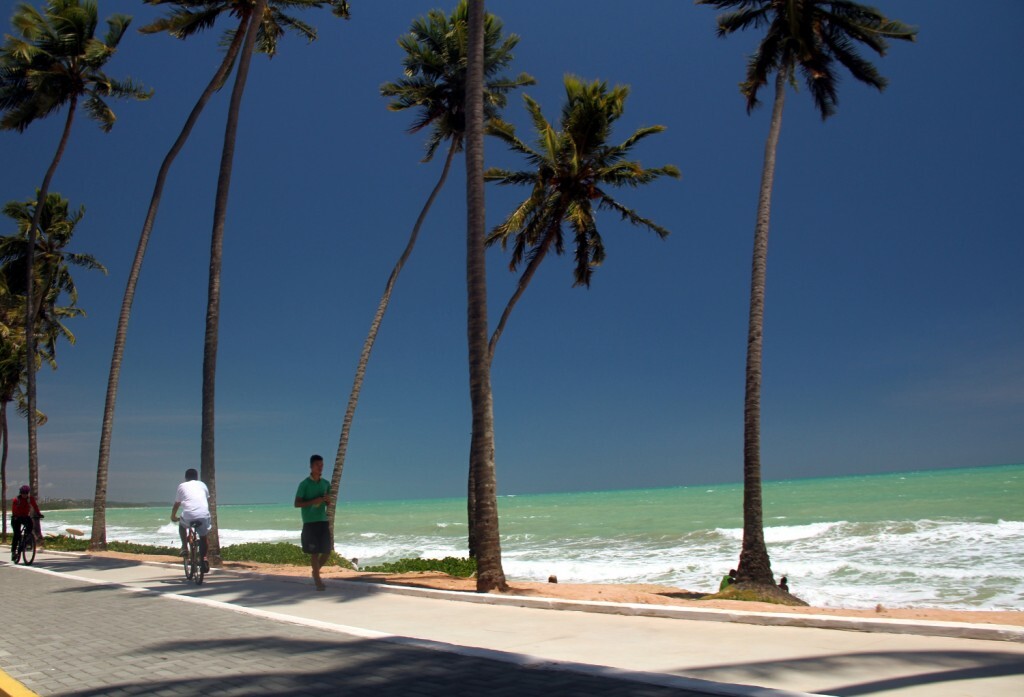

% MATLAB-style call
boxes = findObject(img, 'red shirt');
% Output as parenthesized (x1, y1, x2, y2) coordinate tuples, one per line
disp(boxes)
(11, 495, 40, 518)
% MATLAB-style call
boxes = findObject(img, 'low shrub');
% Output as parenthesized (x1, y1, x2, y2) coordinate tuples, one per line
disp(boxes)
(220, 542, 352, 568)
(34, 536, 352, 568)
(362, 556, 476, 577)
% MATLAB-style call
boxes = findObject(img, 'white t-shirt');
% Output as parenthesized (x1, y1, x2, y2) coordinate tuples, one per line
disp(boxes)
(175, 480, 210, 522)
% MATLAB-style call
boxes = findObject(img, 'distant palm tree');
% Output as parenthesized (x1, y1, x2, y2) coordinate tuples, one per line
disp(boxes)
(324, 1, 533, 538)
(0, 191, 104, 540)
(90, 0, 349, 550)
(0, 0, 150, 496)
(485, 75, 679, 358)
(697, 0, 916, 590)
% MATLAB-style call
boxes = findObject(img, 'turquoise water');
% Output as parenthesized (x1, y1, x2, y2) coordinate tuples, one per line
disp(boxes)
(41, 464, 1024, 610)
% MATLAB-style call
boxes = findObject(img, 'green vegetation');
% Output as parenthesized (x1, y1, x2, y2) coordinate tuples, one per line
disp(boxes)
(704, 582, 809, 607)
(362, 556, 476, 577)
(32, 538, 472, 576)
(220, 542, 352, 569)
(39, 537, 354, 568)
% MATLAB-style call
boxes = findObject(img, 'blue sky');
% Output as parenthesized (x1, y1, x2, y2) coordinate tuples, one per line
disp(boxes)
(2, 0, 1021, 504)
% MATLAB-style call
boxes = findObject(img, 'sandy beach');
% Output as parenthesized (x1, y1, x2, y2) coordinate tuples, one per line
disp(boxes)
(89, 550, 1023, 628)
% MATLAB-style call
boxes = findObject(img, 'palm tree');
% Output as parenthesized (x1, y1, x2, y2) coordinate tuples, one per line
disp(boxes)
(0, 0, 150, 497)
(0, 191, 104, 535)
(324, 1, 533, 538)
(697, 0, 915, 591)
(485, 75, 679, 359)
(90, 0, 349, 551)
(0, 290, 25, 544)
(463, 0, 507, 592)
(184, 0, 347, 563)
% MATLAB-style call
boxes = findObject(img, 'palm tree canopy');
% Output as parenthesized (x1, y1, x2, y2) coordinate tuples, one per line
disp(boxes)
(0, 191, 105, 367)
(485, 75, 680, 287)
(697, 0, 917, 118)
(0, 0, 152, 132)
(140, 0, 350, 60)
(380, 0, 535, 161)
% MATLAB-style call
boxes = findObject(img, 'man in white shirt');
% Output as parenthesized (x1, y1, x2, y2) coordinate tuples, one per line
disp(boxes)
(170, 468, 212, 571)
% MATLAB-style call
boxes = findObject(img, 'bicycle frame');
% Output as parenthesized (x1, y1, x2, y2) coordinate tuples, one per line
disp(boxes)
(182, 521, 204, 585)
(11, 520, 36, 566)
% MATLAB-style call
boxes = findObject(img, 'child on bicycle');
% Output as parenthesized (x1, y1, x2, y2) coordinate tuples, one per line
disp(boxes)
(10, 485, 42, 559)
(170, 469, 212, 573)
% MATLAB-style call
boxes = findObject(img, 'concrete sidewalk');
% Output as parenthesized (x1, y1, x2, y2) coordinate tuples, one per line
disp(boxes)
(2, 551, 1022, 696)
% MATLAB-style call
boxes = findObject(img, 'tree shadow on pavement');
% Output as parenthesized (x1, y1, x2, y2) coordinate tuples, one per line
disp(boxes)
(681, 649, 1024, 696)
(38, 553, 387, 608)
(55, 635, 698, 697)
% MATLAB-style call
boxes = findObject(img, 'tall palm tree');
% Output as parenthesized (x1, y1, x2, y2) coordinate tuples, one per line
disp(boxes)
(0, 191, 103, 534)
(463, 0, 507, 592)
(190, 0, 347, 563)
(90, 0, 349, 550)
(324, 1, 533, 538)
(697, 0, 915, 590)
(485, 76, 679, 358)
(0, 0, 150, 497)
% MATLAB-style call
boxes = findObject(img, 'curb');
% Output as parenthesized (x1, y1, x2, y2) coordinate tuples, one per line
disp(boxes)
(334, 578, 1024, 643)
(32, 549, 1024, 643)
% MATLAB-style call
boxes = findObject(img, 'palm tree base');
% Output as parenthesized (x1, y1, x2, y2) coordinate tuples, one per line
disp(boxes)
(706, 582, 809, 606)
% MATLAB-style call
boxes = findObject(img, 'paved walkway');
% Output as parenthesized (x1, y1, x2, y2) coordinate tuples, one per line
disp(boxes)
(2, 551, 1023, 697)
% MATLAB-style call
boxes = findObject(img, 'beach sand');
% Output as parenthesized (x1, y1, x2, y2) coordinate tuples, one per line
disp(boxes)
(89, 550, 1023, 627)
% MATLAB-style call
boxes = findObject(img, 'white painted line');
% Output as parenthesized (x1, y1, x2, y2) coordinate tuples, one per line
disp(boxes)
(6, 562, 820, 697)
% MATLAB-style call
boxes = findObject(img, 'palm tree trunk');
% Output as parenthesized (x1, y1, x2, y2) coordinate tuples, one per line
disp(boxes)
(488, 227, 556, 361)
(201, 0, 267, 565)
(327, 140, 459, 536)
(737, 69, 786, 586)
(465, 0, 507, 593)
(25, 99, 77, 497)
(1, 400, 7, 543)
(89, 27, 247, 552)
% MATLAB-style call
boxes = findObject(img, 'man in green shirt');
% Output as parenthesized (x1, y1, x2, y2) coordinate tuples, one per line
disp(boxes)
(295, 454, 332, 591)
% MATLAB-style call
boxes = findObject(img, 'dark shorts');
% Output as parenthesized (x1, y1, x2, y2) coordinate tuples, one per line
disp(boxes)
(301, 521, 332, 555)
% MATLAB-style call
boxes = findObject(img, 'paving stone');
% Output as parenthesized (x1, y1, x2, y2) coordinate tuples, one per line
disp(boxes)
(1, 564, 708, 696)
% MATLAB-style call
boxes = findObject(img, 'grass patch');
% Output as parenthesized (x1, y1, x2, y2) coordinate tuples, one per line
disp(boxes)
(703, 581, 808, 606)
(37, 535, 89, 551)
(221, 542, 352, 568)
(362, 556, 476, 577)
(35, 536, 352, 568)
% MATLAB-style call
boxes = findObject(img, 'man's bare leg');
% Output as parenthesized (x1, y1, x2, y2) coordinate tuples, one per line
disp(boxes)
(311, 551, 329, 590)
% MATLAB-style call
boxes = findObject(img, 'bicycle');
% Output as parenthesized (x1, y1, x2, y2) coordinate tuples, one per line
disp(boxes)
(182, 520, 205, 585)
(10, 518, 38, 566)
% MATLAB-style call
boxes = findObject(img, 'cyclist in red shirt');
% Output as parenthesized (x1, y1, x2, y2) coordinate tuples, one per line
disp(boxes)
(10, 485, 42, 559)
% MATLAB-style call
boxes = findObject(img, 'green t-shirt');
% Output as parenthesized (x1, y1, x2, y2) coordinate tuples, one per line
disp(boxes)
(296, 476, 330, 524)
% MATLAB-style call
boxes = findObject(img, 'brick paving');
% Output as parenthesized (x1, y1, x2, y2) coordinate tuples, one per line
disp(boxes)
(1, 564, 711, 696)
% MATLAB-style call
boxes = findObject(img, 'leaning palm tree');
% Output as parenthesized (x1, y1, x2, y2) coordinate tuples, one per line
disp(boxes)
(697, 0, 916, 593)
(0, 0, 150, 496)
(485, 75, 679, 358)
(462, 0, 508, 592)
(190, 0, 347, 563)
(90, 0, 349, 550)
(325, 1, 533, 538)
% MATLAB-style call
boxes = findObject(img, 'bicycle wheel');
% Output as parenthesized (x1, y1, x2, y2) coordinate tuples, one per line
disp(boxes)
(183, 536, 195, 580)
(21, 535, 35, 565)
(192, 538, 204, 586)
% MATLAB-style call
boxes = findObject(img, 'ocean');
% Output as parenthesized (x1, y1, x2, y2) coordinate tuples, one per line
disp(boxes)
(37, 464, 1023, 611)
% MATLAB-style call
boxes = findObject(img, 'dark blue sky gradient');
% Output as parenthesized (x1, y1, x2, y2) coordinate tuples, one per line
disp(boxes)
(1, 0, 1021, 503)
